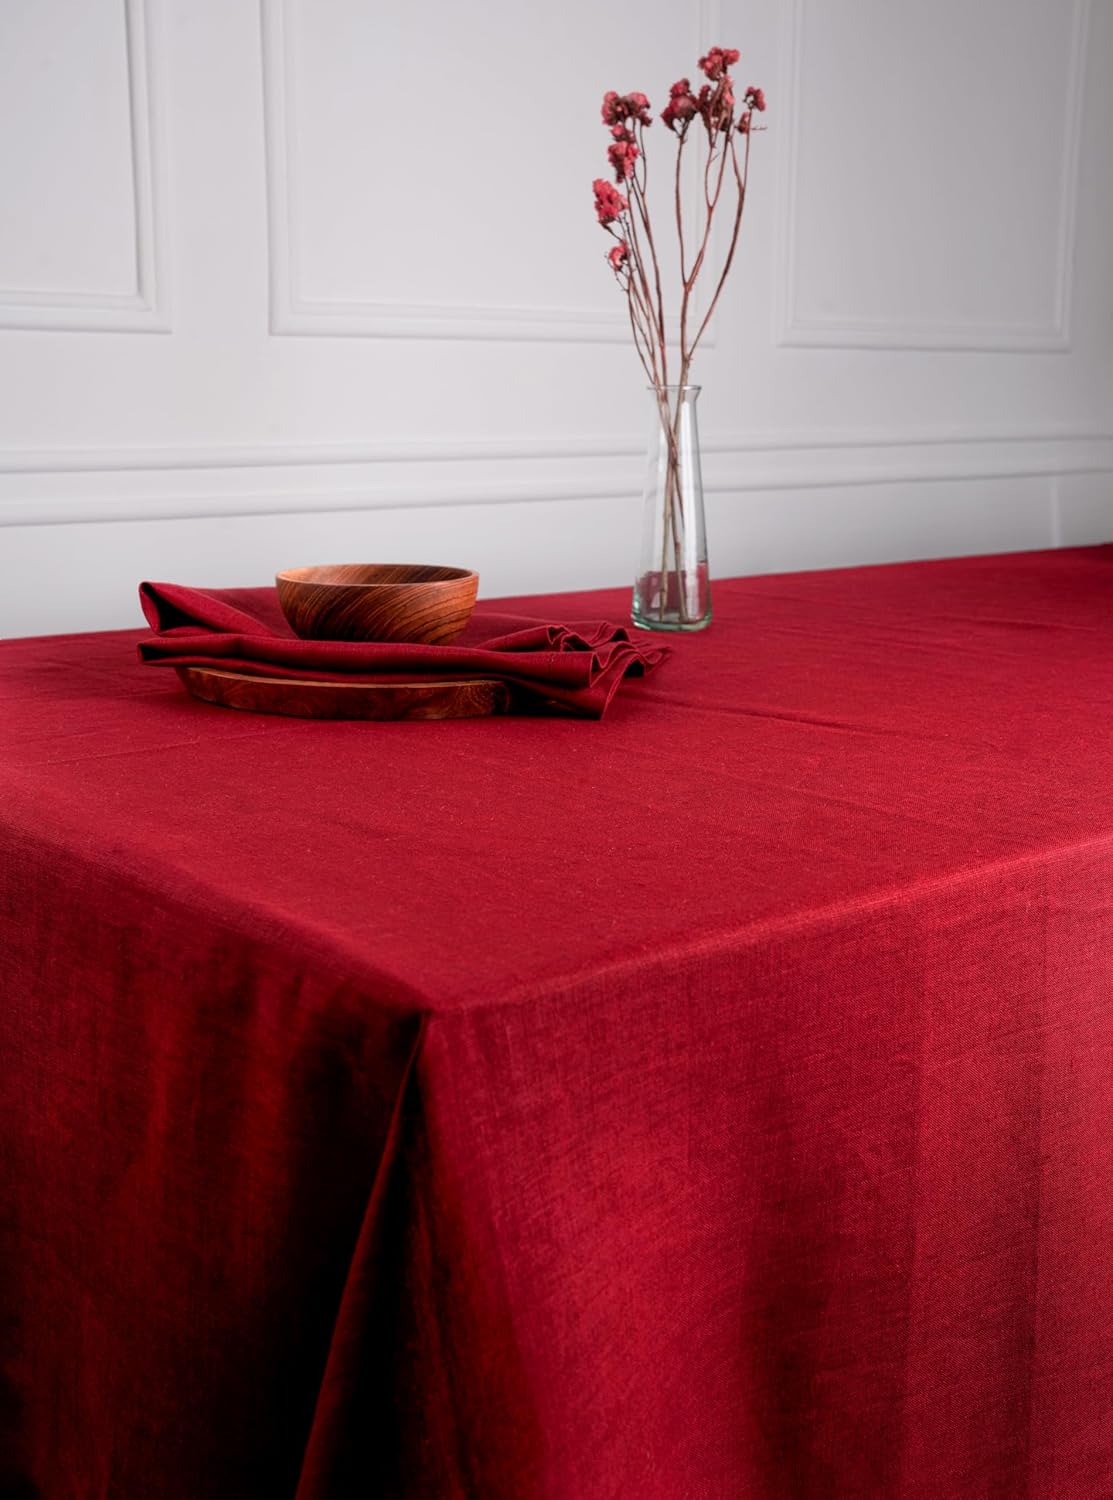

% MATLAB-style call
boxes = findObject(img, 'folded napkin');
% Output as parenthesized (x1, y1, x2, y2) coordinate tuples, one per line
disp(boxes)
(138, 582, 669, 718)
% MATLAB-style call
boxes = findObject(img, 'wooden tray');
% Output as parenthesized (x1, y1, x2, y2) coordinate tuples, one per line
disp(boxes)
(175, 666, 511, 721)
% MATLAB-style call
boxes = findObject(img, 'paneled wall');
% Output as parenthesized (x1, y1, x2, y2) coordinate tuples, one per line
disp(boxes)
(1, 0, 1111, 636)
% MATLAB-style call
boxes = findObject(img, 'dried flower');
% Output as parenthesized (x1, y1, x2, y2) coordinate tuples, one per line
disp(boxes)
(697, 79, 736, 135)
(593, 177, 629, 225)
(698, 46, 740, 81)
(661, 78, 699, 131)
(607, 137, 640, 182)
(591, 43, 763, 410)
(626, 91, 653, 126)
(590, 47, 764, 623)
(601, 90, 653, 128)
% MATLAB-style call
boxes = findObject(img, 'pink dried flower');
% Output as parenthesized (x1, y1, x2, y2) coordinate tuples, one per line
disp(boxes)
(593, 177, 629, 225)
(601, 90, 653, 128)
(697, 79, 735, 134)
(698, 46, 740, 81)
(661, 78, 699, 131)
(607, 137, 640, 182)
(590, 43, 765, 396)
(626, 91, 652, 125)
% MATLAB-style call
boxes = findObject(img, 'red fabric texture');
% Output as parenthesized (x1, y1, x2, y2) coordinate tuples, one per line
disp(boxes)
(2, 544, 1113, 1499)
(136, 580, 668, 717)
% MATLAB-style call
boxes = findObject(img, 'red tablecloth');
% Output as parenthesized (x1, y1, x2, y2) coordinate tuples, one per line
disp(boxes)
(2, 546, 1112, 1499)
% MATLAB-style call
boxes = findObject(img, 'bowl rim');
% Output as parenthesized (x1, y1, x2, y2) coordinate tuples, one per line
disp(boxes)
(276, 563, 478, 590)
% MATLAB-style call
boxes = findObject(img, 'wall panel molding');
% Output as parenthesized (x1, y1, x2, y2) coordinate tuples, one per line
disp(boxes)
(774, 0, 1090, 353)
(0, 0, 170, 333)
(3, 427, 1110, 527)
(1, 423, 1110, 476)
(261, 0, 720, 342)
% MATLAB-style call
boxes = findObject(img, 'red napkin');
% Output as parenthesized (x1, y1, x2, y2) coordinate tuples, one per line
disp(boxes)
(137, 582, 669, 718)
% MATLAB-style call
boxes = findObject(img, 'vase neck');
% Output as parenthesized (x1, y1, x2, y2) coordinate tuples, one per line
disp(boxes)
(647, 385, 701, 415)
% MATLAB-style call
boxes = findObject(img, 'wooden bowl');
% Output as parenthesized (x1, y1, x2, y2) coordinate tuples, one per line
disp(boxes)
(276, 564, 478, 645)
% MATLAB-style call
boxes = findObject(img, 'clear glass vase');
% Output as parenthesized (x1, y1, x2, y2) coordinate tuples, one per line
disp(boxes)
(632, 384, 711, 632)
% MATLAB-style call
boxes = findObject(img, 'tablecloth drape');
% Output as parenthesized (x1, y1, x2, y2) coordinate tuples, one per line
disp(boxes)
(2, 545, 1112, 1498)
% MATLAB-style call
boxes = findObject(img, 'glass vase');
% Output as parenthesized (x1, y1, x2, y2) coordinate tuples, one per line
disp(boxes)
(632, 384, 711, 632)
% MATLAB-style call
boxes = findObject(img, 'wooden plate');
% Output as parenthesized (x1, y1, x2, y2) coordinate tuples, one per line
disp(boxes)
(175, 666, 511, 721)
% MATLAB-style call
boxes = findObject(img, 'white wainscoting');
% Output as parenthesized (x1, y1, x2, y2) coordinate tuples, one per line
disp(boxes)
(0, 0, 1110, 637)
(775, 0, 1091, 352)
(0, 0, 170, 333)
(260, 0, 722, 342)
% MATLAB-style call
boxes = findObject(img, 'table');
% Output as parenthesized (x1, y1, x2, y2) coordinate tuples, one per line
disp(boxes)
(2, 546, 1112, 1499)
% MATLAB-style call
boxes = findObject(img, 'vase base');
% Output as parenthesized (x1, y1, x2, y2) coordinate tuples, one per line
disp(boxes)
(631, 606, 712, 634)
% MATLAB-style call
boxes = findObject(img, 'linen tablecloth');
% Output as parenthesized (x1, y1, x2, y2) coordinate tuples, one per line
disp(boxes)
(2, 545, 1112, 1499)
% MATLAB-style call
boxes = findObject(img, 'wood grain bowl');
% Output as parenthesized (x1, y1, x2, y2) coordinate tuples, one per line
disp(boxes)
(276, 563, 479, 645)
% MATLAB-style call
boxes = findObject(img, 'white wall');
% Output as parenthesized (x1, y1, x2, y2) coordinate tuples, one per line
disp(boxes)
(1, 0, 1111, 638)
